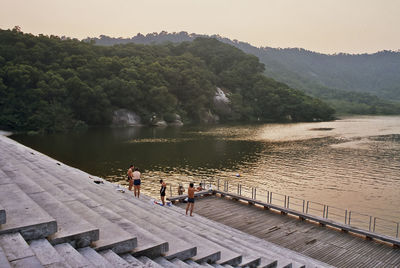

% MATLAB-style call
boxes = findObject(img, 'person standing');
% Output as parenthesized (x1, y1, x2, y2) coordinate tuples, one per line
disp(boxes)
(127, 165, 134, 191)
(133, 167, 141, 198)
(159, 179, 167, 206)
(186, 183, 198, 216)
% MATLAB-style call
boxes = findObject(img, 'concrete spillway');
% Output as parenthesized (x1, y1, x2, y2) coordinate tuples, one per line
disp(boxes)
(0, 134, 331, 267)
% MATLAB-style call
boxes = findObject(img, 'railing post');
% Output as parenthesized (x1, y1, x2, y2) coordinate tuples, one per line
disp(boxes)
(254, 188, 257, 200)
(240, 184, 242, 196)
(267, 191, 269, 203)
(237, 184, 239, 195)
(169, 184, 172, 197)
(348, 211, 352, 225)
(270, 192, 273, 203)
(217, 179, 220, 190)
(323, 205, 326, 218)
(326, 206, 329, 219)
(302, 200, 305, 213)
(345, 210, 347, 224)
(251, 188, 253, 199)
(397, 223, 399, 238)
(284, 195, 287, 208)
(227, 181, 229, 192)
(287, 196, 290, 209)
(306, 201, 309, 214)
(373, 217, 376, 232)
(369, 216, 372, 231)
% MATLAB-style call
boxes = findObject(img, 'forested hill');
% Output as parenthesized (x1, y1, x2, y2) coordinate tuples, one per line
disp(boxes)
(0, 29, 334, 133)
(87, 32, 400, 114)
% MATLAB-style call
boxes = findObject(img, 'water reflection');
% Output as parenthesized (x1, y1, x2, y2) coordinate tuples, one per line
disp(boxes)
(11, 116, 400, 223)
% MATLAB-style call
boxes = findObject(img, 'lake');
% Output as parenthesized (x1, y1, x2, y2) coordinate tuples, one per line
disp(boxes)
(11, 116, 400, 230)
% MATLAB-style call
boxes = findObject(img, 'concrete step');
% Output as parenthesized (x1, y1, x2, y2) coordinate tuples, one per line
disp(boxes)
(78, 247, 113, 268)
(171, 258, 192, 267)
(0, 183, 57, 240)
(54, 243, 94, 268)
(142, 198, 293, 268)
(100, 249, 134, 268)
(59, 181, 222, 265)
(80, 188, 196, 260)
(0, 245, 12, 268)
(23, 161, 188, 260)
(185, 260, 201, 267)
(114, 200, 222, 264)
(61, 196, 137, 254)
(5, 154, 137, 254)
(53, 181, 166, 258)
(30, 239, 71, 267)
(154, 257, 178, 267)
(83, 195, 169, 258)
(157, 201, 308, 268)
(137, 256, 165, 268)
(222, 265, 233, 268)
(211, 264, 225, 268)
(0, 203, 5, 225)
(118, 198, 245, 266)
(121, 253, 145, 267)
(200, 262, 214, 267)
(0, 232, 43, 267)
(3, 163, 100, 248)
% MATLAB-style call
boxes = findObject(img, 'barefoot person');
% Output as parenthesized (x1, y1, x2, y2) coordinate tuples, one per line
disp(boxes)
(159, 179, 167, 206)
(133, 167, 141, 198)
(127, 165, 134, 191)
(186, 183, 198, 216)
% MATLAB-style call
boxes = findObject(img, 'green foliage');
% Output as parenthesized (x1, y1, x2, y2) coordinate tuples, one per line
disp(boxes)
(0, 29, 335, 132)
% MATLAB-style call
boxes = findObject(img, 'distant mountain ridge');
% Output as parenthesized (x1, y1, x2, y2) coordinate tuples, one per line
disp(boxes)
(86, 32, 400, 114)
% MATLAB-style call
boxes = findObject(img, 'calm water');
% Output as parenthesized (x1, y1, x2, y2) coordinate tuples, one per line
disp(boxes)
(11, 116, 400, 227)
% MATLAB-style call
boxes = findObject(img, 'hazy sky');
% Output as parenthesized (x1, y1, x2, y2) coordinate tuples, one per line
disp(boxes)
(1, 0, 399, 54)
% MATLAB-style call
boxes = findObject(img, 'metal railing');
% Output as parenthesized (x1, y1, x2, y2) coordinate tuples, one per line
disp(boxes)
(160, 178, 399, 239)
(211, 178, 400, 239)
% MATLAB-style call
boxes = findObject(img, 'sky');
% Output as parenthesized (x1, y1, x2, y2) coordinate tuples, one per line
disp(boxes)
(1, 0, 400, 54)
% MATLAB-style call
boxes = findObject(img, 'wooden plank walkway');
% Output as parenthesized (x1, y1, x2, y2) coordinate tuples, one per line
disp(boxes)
(176, 195, 400, 268)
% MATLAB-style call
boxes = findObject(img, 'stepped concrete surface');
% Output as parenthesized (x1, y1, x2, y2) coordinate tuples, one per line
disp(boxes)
(78, 247, 113, 268)
(137, 255, 164, 267)
(121, 253, 146, 267)
(154, 256, 178, 267)
(171, 258, 193, 267)
(0, 134, 335, 267)
(30, 239, 71, 267)
(1, 163, 99, 248)
(0, 232, 42, 267)
(54, 243, 94, 268)
(0, 204, 5, 225)
(0, 245, 12, 268)
(100, 249, 134, 268)
(0, 183, 57, 240)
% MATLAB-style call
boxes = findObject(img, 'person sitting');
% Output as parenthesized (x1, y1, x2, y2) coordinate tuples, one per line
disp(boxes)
(178, 185, 185, 195)
(197, 183, 203, 191)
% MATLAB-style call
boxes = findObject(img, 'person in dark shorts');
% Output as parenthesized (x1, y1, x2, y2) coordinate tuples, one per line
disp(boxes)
(127, 165, 134, 191)
(132, 167, 141, 198)
(186, 183, 198, 216)
(160, 179, 167, 206)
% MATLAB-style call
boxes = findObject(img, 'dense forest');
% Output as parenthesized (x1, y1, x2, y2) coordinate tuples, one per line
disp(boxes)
(88, 32, 400, 115)
(0, 28, 334, 133)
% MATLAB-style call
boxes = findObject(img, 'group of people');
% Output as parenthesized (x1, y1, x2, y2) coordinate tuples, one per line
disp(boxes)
(127, 165, 204, 216)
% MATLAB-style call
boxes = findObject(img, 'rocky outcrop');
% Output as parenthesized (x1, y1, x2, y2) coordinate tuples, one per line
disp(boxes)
(112, 109, 141, 126)
(165, 114, 183, 126)
(213, 88, 231, 116)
